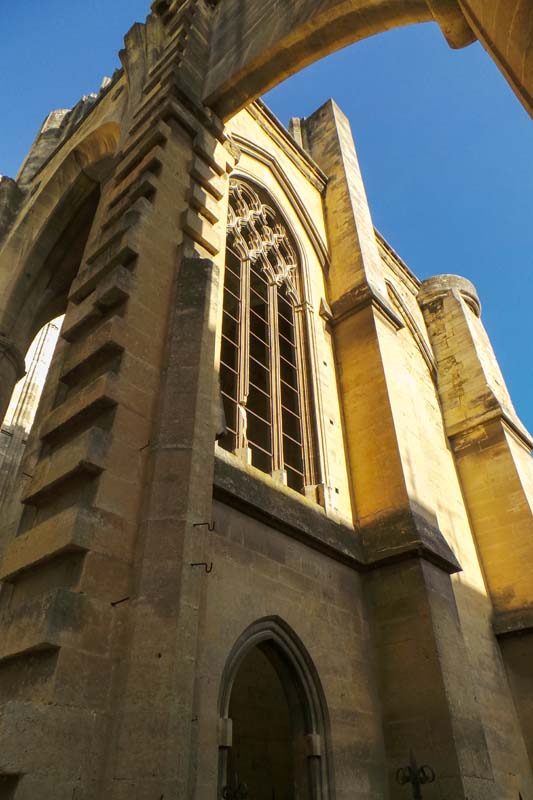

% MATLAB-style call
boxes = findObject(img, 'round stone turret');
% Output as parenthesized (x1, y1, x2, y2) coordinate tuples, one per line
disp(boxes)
(418, 274, 481, 317)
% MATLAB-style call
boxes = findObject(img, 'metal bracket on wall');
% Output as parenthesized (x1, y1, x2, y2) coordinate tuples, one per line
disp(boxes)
(190, 562, 213, 574)
(193, 521, 216, 531)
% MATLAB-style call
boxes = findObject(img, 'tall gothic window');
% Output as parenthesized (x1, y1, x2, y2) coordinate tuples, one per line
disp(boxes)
(219, 180, 314, 495)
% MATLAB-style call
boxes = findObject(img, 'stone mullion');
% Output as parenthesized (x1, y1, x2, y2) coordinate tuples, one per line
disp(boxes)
(236, 258, 251, 453)
(294, 303, 318, 492)
(269, 282, 284, 481)
(300, 300, 332, 505)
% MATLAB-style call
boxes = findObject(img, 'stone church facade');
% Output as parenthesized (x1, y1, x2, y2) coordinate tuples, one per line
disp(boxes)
(0, 2, 532, 798)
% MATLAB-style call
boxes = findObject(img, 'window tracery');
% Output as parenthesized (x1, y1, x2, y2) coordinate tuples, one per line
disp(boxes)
(219, 179, 314, 494)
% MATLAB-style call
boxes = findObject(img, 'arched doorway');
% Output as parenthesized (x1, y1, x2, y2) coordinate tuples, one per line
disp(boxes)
(218, 619, 332, 799)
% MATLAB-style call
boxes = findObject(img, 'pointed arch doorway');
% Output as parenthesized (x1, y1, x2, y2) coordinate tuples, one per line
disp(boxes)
(218, 618, 333, 799)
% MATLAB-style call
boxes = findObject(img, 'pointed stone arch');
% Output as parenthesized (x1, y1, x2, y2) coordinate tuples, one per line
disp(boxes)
(0, 122, 120, 421)
(218, 616, 334, 799)
(201, 0, 532, 123)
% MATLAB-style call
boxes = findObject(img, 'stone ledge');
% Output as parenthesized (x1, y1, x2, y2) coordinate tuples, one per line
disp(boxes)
(330, 284, 403, 331)
(448, 409, 533, 454)
(0, 589, 83, 663)
(63, 265, 133, 342)
(110, 149, 164, 206)
(85, 198, 151, 268)
(61, 317, 127, 385)
(418, 273, 481, 317)
(191, 156, 226, 200)
(493, 607, 533, 638)
(39, 373, 119, 441)
(213, 449, 365, 569)
(114, 121, 171, 184)
(361, 507, 462, 575)
(0, 588, 112, 663)
(183, 208, 220, 255)
(22, 428, 110, 507)
(0, 507, 129, 582)
(69, 230, 141, 304)
(213, 451, 462, 575)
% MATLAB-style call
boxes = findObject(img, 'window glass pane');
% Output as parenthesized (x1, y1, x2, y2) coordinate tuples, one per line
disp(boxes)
(219, 394, 237, 453)
(283, 434, 304, 473)
(221, 337, 239, 373)
(224, 268, 241, 299)
(248, 412, 272, 459)
(249, 357, 270, 394)
(220, 363, 238, 401)
(286, 465, 304, 493)
(280, 357, 298, 391)
(250, 331, 269, 366)
(279, 335, 297, 367)
(247, 384, 271, 423)
(250, 444, 272, 474)
(223, 290, 240, 325)
(277, 286, 305, 485)
(220, 245, 242, 457)
(250, 269, 268, 302)
(250, 309, 268, 344)
(280, 381, 299, 415)
(277, 293, 294, 322)
(282, 407, 302, 443)
(278, 313, 294, 343)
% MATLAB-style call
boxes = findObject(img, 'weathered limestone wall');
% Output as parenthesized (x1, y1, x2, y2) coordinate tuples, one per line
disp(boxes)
(303, 99, 533, 798)
(0, 1, 532, 797)
(419, 274, 533, 769)
(0, 3, 237, 796)
(378, 265, 533, 797)
(193, 486, 387, 800)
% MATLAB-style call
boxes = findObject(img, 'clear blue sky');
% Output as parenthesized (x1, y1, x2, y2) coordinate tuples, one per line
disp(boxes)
(1, 2, 532, 432)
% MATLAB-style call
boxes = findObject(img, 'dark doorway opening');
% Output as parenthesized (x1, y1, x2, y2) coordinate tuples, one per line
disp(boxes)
(219, 619, 332, 800)
(228, 644, 302, 799)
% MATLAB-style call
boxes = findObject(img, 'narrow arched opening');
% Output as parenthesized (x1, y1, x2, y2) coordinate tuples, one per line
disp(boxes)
(0, 317, 63, 518)
(0, 180, 102, 534)
(218, 619, 333, 799)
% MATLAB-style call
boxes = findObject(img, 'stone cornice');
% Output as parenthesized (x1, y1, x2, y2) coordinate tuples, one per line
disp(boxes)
(213, 450, 462, 576)
(330, 284, 404, 331)
(448, 408, 533, 454)
(361, 508, 462, 575)
(493, 606, 533, 638)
